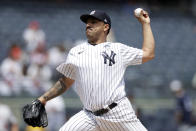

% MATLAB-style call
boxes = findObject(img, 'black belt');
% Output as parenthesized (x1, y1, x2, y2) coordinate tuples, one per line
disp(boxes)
(87, 103, 117, 116)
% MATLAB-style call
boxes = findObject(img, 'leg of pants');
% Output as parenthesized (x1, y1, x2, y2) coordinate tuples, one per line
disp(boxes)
(59, 110, 100, 131)
(95, 97, 148, 131)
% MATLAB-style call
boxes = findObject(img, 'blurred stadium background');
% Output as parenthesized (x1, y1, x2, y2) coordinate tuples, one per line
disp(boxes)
(0, 0, 196, 131)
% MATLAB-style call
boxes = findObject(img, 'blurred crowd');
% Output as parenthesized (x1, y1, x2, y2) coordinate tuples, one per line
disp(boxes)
(0, 21, 69, 97)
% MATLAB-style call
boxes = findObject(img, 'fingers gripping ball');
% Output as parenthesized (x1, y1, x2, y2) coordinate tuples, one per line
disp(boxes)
(134, 8, 143, 17)
(134, 8, 148, 18)
(23, 99, 48, 128)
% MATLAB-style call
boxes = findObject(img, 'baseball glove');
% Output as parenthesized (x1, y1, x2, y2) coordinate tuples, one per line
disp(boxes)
(22, 99, 48, 128)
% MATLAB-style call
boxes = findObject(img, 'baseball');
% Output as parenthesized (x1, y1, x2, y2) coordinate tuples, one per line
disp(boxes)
(134, 8, 143, 17)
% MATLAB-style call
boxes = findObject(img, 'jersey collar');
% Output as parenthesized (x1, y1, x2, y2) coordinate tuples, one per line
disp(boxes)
(87, 42, 110, 47)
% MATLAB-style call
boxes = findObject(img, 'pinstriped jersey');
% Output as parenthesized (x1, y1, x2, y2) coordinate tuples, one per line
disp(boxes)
(56, 42, 143, 111)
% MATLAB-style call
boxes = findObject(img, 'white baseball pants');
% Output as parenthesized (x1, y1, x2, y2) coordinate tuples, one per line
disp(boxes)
(59, 97, 147, 131)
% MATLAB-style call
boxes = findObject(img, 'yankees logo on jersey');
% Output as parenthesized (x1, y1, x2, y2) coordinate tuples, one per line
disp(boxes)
(101, 50, 116, 66)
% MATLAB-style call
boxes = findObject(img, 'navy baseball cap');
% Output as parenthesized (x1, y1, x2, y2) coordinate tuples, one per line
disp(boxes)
(80, 10, 111, 31)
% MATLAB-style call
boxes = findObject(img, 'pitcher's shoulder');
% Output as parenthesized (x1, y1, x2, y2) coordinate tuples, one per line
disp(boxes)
(109, 42, 124, 47)
(109, 42, 127, 50)
(69, 43, 87, 54)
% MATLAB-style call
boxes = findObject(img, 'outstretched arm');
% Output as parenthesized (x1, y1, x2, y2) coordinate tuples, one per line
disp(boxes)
(38, 77, 74, 104)
(135, 9, 155, 63)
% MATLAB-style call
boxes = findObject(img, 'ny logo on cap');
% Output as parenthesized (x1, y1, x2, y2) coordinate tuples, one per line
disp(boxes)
(104, 18, 107, 23)
(90, 10, 96, 15)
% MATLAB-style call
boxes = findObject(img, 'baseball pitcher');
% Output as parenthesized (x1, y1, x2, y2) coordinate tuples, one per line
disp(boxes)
(23, 9, 155, 131)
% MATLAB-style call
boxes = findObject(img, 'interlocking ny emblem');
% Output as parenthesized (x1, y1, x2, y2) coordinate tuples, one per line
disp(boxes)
(90, 10, 96, 15)
(102, 51, 116, 66)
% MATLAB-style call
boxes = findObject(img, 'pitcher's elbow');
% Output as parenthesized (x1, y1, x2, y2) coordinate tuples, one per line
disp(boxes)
(142, 52, 155, 63)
